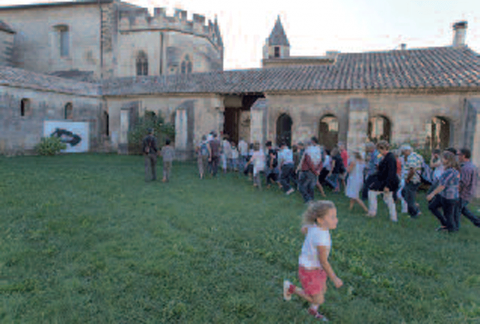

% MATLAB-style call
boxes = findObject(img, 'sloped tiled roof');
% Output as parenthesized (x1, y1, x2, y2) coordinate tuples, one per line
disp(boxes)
(103, 46, 480, 96)
(0, 66, 100, 96)
(48, 70, 97, 83)
(268, 16, 289, 47)
(0, 20, 15, 34)
(0, 0, 112, 10)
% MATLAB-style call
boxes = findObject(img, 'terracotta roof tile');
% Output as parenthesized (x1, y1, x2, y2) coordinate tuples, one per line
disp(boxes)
(0, 20, 15, 34)
(103, 46, 480, 95)
(0, 66, 100, 96)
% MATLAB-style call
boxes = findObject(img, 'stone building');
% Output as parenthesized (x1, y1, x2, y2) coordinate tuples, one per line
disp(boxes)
(0, 21, 15, 67)
(1, 2, 480, 197)
(0, 0, 223, 80)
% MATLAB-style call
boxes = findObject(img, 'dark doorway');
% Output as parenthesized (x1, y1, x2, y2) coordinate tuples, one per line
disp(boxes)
(276, 113, 292, 147)
(223, 94, 265, 144)
(223, 108, 240, 143)
(430, 116, 450, 150)
(368, 115, 391, 143)
(318, 115, 338, 150)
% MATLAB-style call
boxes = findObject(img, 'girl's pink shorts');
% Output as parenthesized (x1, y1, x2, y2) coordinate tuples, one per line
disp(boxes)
(299, 266, 327, 296)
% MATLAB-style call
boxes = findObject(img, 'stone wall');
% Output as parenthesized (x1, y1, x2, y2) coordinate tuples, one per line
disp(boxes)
(0, 85, 104, 154)
(0, 30, 14, 66)
(264, 91, 479, 149)
(116, 30, 222, 77)
(105, 94, 223, 158)
(0, 4, 102, 78)
(100, 1, 118, 79)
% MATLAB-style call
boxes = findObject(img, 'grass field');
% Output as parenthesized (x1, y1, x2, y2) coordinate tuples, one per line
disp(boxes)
(1, 154, 480, 324)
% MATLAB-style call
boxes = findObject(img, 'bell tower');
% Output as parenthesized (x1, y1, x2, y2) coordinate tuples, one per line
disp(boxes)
(263, 16, 290, 60)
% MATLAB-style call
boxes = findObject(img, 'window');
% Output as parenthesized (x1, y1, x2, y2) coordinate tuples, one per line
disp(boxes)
(318, 115, 339, 150)
(368, 115, 391, 143)
(65, 103, 73, 120)
(180, 54, 192, 74)
(136, 51, 148, 76)
(104, 111, 109, 136)
(54, 25, 69, 57)
(274, 46, 280, 58)
(20, 99, 30, 117)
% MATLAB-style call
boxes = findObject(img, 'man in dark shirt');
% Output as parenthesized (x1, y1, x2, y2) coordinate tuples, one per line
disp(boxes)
(208, 133, 221, 177)
(142, 128, 159, 182)
(456, 148, 480, 228)
(265, 141, 279, 188)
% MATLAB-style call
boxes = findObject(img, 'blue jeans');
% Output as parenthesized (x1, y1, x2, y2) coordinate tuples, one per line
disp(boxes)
(456, 198, 480, 228)
(228, 158, 237, 170)
(326, 173, 340, 191)
(210, 156, 219, 177)
(299, 171, 317, 203)
(266, 167, 279, 185)
(428, 195, 458, 231)
(280, 164, 295, 192)
(402, 182, 421, 217)
(238, 156, 247, 172)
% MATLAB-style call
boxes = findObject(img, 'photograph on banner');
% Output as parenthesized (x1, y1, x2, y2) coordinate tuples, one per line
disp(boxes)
(43, 121, 89, 153)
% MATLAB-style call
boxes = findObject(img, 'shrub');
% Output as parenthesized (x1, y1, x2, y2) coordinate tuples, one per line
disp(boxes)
(35, 136, 67, 156)
(127, 110, 175, 154)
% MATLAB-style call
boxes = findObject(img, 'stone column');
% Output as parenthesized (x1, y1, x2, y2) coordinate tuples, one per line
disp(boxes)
(465, 98, 480, 198)
(250, 98, 267, 146)
(118, 109, 129, 154)
(347, 98, 369, 155)
(175, 108, 188, 153)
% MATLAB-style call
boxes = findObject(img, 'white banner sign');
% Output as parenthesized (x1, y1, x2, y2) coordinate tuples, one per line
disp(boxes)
(43, 121, 89, 153)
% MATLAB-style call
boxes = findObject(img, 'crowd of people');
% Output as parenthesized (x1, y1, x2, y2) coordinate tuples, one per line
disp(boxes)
(143, 128, 479, 321)
(195, 131, 479, 233)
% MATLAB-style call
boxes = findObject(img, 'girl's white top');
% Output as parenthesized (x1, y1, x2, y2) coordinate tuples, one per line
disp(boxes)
(299, 225, 331, 269)
(323, 155, 331, 171)
(252, 151, 265, 173)
(231, 147, 239, 159)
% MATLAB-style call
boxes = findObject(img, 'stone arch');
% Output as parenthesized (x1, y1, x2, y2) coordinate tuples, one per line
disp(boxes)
(181, 54, 192, 74)
(54, 24, 69, 57)
(368, 115, 392, 143)
(276, 113, 293, 147)
(64, 102, 73, 120)
(427, 116, 452, 150)
(136, 50, 148, 76)
(318, 114, 338, 150)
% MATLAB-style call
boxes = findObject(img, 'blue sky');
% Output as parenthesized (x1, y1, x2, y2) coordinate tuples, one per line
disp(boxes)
(1, 0, 479, 70)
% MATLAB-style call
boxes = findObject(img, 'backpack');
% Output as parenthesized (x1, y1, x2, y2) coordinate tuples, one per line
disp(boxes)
(200, 142, 209, 156)
(144, 136, 152, 154)
(210, 140, 220, 157)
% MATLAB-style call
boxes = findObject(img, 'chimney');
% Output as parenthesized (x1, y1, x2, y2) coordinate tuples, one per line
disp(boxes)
(326, 51, 340, 59)
(400, 43, 406, 50)
(453, 21, 468, 47)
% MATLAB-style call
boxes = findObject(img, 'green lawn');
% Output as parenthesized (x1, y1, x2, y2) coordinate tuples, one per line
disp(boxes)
(1, 155, 479, 324)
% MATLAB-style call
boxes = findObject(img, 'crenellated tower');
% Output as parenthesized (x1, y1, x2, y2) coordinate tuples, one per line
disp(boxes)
(117, 6, 224, 77)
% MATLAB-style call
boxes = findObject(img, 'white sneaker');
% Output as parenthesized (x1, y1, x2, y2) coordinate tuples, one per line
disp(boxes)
(283, 280, 292, 301)
(286, 188, 295, 195)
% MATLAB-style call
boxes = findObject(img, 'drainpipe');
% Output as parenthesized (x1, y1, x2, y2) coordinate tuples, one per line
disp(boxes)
(160, 31, 164, 75)
(99, 0, 104, 79)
